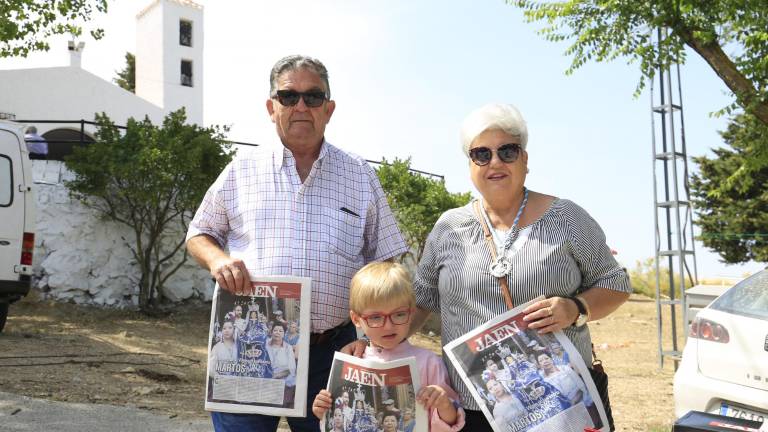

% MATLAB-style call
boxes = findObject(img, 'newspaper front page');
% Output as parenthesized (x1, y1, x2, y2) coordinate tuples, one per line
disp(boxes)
(205, 276, 311, 417)
(444, 296, 609, 432)
(322, 352, 427, 432)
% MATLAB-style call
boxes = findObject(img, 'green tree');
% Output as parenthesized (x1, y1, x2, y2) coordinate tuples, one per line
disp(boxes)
(64, 109, 233, 311)
(508, 1, 768, 127)
(0, 0, 108, 58)
(114, 51, 135, 93)
(690, 113, 768, 264)
(376, 158, 472, 265)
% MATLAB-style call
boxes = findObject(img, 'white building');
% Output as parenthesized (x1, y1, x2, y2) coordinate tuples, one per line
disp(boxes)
(0, 0, 212, 306)
(0, 0, 204, 146)
(136, 0, 204, 126)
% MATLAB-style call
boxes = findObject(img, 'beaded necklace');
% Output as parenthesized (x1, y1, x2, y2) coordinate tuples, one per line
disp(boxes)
(480, 188, 529, 277)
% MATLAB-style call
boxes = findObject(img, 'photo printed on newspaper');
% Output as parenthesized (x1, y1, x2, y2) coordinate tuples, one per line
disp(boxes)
(205, 276, 311, 417)
(444, 296, 608, 432)
(322, 352, 427, 432)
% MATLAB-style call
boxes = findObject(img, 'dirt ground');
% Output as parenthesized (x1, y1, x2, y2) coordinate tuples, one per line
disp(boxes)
(0, 292, 677, 431)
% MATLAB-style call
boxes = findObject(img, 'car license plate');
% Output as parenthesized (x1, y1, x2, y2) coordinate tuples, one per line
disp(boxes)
(720, 402, 767, 424)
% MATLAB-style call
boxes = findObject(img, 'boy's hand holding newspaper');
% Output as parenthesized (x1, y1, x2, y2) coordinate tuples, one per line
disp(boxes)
(417, 385, 457, 425)
(312, 389, 334, 420)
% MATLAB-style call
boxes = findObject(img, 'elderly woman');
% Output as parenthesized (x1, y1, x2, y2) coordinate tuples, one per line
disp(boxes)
(537, 353, 587, 405)
(381, 413, 403, 432)
(410, 103, 631, 430)
(266, 322, 297, 405)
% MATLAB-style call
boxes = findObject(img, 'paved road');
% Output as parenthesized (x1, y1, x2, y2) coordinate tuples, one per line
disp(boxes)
(0, 392, 212, 432)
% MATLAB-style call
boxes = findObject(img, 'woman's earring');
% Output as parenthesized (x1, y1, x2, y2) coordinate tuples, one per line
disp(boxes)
(526, 168, 530, 174)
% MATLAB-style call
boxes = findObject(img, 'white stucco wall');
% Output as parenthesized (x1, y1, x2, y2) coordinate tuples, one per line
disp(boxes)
(31, 160, 214, 306)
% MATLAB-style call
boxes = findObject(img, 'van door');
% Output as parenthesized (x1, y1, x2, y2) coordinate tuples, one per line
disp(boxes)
(0, 128, 23, 282)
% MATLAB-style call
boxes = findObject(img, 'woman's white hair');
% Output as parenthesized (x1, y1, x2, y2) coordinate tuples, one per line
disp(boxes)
(460, 103, 528, 156)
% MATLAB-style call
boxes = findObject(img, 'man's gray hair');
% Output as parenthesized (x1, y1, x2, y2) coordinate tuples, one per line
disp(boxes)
(460, 103, 528, 156)
(269, 54, 331, 98)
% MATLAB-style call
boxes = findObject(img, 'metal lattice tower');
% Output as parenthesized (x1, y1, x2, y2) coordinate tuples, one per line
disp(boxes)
(651, 28, 699, 369)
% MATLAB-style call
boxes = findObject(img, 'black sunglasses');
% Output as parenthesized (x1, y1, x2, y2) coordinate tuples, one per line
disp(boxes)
(273, 89, 327, 108)
(469, 143, 523, 166)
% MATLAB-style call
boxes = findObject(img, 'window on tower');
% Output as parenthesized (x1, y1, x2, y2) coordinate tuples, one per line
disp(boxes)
(180, 20, 192, 47)
(181, 60, 193, 87)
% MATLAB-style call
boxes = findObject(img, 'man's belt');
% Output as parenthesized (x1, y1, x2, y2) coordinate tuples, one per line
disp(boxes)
(309, 321, 352, 346)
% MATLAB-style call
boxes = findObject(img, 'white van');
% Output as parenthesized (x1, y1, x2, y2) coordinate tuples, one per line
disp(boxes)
(0, 120, 35, 332)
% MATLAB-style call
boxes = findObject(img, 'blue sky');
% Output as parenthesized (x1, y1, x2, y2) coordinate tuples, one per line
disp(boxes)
(2, 0, 763, 279)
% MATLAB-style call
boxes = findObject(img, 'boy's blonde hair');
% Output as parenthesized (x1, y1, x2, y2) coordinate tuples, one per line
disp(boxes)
(349, 262, 415, 313)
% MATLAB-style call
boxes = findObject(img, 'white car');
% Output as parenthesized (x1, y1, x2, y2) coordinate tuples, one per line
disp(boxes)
(674, 270, 768, 426)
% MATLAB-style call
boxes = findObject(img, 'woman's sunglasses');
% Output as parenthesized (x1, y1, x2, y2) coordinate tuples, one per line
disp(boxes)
(468, 143, 522, 166)
(273, 89, 328, 108)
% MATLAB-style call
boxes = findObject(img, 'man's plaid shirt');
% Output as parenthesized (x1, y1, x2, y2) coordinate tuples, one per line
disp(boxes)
(187, 141, 407, 332)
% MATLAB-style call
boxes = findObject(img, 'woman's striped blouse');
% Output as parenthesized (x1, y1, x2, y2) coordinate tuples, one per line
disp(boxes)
(413, 197, 632, 410)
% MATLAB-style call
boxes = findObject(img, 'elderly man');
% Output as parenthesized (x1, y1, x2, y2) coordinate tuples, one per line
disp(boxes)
(186, 54, 407, 432)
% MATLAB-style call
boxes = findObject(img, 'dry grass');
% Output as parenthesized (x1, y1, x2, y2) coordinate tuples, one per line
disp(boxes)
(3, 293, 680, 431)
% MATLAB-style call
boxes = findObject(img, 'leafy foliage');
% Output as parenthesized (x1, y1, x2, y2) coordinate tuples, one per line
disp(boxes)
(691, 114, 768, 264)
(508, 0, 768, 128)
(376, 158, 472, 265)
(0, 0, 108, 58)
(65, 110, 233, 311)
(628, 257, 693, 299)
(114, 51, 135, 93)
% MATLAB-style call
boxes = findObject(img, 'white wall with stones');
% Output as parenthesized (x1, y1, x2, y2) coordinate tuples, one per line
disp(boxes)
(31, 160, 213, 306)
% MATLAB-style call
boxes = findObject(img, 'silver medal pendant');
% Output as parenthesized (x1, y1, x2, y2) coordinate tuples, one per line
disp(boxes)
(489, 256, 512, 277)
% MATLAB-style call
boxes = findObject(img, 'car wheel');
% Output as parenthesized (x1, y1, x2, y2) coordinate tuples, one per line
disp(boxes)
(0, 303, 8, 333)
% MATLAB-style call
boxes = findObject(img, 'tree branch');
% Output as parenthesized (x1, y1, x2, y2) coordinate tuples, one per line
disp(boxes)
(159, 247, 189, 289)
(675, 27, 768, 124)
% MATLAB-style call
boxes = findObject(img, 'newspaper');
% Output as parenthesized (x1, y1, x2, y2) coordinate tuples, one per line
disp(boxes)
(322, 352, 428, 432)
(205, 276, 311, 417)
(444, 296, 609, 432)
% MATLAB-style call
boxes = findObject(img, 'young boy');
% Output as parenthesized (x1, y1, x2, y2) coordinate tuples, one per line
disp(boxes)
(312, 262, 465, 431)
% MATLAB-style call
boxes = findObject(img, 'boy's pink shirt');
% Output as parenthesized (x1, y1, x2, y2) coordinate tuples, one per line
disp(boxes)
(363, 340, 466, 432)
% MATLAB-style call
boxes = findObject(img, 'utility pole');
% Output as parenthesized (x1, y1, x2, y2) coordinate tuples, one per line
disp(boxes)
(650, 28, 699, 369)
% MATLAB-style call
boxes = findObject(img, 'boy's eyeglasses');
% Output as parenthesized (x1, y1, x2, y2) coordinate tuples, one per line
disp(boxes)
(469, 143, 522, 166)
(359, 309, 411, 328)
(273, 89, 327, 108)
